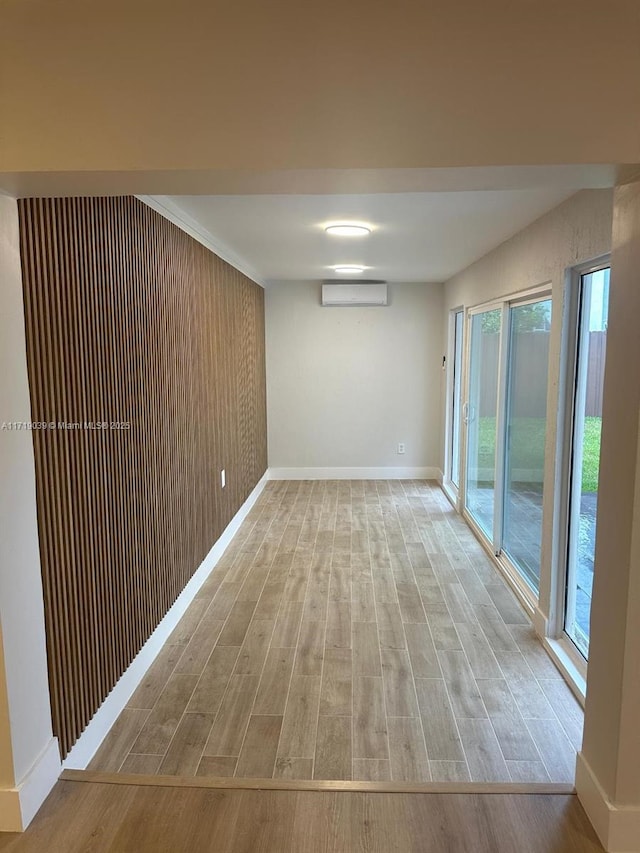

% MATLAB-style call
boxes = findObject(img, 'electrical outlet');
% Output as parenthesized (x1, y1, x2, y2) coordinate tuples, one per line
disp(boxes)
(221, 469, 226, 488)
(397, 443, 405, 455)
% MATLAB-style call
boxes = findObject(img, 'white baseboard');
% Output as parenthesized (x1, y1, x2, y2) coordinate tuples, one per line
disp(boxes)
(267, 467, 442, 481)
(0, 737, 61, 832)
(532, 606, 548, 638)
(63, 473, 268, 771)
(576, 752, 640, 852)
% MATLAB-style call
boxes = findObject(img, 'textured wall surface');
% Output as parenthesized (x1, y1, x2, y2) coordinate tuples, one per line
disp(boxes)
(17, 197, 267, 757)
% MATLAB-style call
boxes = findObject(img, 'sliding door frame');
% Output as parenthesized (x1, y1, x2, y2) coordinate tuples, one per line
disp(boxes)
(453, 265, 612, 703)
(462, 298, 504, 550)
(461, 284, 553, 616)
(442, 306, 465, 507)
(546, 255, 611, 685)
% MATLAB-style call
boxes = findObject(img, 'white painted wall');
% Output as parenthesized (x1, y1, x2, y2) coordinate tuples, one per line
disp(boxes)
(266, 281, 443, 475)
(0, 196, 60, 830)
(576, 180, 640, 852)
(441, 189, 613, 626)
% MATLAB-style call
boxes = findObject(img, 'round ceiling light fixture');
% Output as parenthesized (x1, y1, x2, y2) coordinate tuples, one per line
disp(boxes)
(324, 223, 371, 237)
(333, 265, 366, 274)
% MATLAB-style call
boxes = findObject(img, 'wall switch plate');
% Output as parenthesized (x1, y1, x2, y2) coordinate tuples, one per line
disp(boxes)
(221, 469, 226, 488)
(397, 443, 405, 454)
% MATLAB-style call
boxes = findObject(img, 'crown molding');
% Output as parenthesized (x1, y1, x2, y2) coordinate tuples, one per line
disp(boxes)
(136, 195, 267, 289)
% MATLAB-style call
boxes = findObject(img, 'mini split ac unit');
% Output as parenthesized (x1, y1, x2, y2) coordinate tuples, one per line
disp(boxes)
(321, 282, 388, 306)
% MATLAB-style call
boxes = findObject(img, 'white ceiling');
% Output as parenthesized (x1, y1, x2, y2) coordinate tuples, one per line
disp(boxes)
(165, 187, 576, 285)
(156, 164, 618, 286)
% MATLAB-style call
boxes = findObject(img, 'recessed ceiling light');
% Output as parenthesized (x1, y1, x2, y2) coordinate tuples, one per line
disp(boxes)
(325, 223, 371, 237)
(333, 265, 366, 274)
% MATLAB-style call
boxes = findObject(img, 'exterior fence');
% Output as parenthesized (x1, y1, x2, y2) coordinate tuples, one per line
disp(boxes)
(585, 331, 606, 417)
(477, 331, 606, 419)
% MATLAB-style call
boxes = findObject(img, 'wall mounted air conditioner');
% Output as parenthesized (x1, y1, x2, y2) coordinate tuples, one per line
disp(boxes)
(321, 282, 388, 307)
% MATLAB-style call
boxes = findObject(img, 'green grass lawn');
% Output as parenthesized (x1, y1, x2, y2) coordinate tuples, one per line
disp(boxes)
(581, 417, 601, 493)
(476, 416, 601, 493)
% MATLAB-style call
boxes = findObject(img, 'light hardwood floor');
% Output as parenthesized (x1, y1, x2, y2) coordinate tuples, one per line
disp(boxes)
(88, 480, 583, 784)
(0, 782, 605, 852)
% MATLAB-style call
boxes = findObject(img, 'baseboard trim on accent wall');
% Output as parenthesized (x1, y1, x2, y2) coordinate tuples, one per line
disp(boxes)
(267, 467, 442, 480)
(62, 473, 269, 772)
(0, 737, 61, 832)
(576, 752, 640, 852)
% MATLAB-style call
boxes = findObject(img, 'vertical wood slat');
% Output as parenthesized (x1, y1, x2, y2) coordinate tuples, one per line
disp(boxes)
(17, 196, 268, 758)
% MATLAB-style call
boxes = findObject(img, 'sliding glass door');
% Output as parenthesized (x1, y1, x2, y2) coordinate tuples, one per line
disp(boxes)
(459, 270, 608, 662)
(564, 266, 610, 658)
(464, 294, 552, 595)
(465, 308, 501, 540)
(450, 310, 464, 489)
(502, 299, 552, 593)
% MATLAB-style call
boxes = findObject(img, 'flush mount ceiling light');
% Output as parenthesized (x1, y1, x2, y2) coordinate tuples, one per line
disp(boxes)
(324, 223, 372, 237)
(333, 265, 366, 274)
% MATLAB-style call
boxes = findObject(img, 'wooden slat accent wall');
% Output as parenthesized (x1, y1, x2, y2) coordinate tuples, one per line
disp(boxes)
(17, 197, 267, 758)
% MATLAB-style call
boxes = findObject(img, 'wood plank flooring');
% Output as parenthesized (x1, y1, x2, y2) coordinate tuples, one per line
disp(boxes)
(0, 781, 604, 852)
(87, 481, 583, 784)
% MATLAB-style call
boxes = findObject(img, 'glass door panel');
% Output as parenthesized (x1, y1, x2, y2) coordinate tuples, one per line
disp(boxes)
(465, 309, 501, 539)
(502, 299, 552, 593)
(565, 267, 609, 657)
(450, 310, 464, 488)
